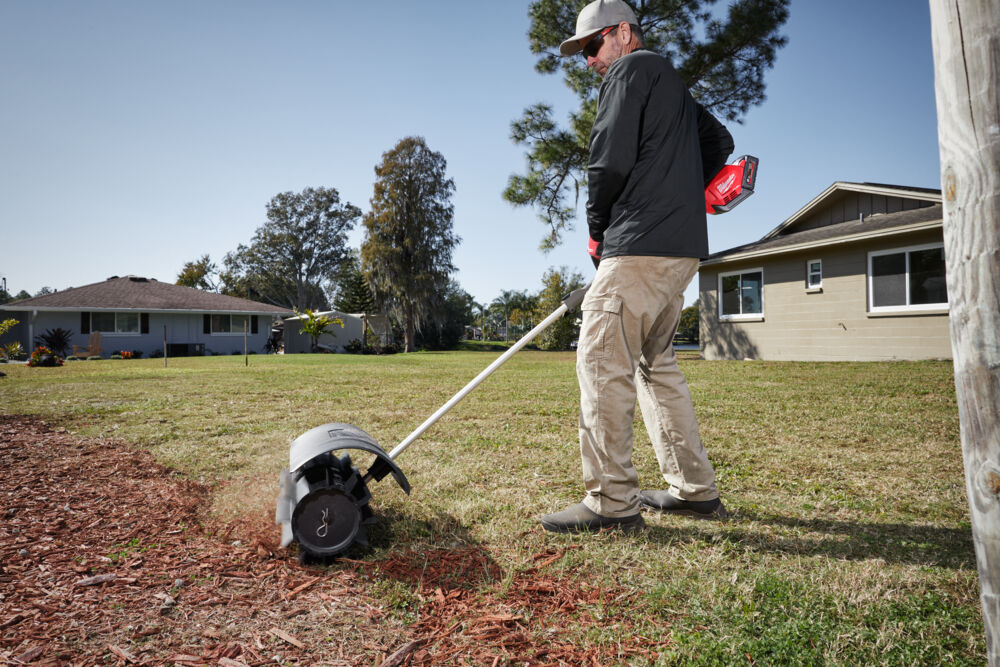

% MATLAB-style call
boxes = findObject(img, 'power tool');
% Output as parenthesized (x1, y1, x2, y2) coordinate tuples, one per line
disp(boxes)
(705, 155, 758, 214)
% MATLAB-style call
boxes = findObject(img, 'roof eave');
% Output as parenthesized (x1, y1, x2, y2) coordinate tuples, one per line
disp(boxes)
(700, 219, 943, 268)
(761, 182, 944, 240)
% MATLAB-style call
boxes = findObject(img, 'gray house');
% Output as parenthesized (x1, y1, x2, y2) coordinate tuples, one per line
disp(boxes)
(1, 275, 292, 358)
(699, 183, 949, 361)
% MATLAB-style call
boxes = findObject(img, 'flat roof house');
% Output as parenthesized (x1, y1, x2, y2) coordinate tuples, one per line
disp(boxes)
(698, 183, 949, 361)
(1, 275, 292, 358)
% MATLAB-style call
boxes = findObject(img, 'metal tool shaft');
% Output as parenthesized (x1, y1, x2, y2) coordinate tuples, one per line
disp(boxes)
(387, 302, 571, 460)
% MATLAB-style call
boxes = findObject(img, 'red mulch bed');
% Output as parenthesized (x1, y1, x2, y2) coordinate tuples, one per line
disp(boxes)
(1, 416, 667, 665)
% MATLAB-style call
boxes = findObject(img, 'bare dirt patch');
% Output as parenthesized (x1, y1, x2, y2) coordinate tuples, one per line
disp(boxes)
(1, 416, 665, 665)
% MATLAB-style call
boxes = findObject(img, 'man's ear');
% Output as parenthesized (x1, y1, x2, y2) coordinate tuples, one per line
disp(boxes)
(617, 21, 631, 45)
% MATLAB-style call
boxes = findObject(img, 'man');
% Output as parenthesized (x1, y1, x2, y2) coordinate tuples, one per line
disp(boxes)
(540, 0, 734, 533)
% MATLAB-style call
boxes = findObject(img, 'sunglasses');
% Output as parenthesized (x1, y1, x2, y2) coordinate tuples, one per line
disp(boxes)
(582, 25, 617, 58)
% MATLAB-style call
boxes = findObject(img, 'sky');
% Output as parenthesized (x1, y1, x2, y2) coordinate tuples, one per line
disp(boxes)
(0, 1, 942, 309)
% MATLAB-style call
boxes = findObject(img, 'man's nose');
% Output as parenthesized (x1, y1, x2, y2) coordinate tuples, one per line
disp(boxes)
(586, 55, 598, 68)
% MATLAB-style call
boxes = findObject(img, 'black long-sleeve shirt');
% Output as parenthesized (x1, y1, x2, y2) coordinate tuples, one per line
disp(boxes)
(586, 50, 733, 259)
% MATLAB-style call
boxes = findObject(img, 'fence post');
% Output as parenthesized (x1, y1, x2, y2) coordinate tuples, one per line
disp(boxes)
(929, 0, 1000, 662)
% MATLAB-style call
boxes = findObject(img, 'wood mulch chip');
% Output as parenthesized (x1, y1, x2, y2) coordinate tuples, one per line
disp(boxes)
(1, 415, 668, 665)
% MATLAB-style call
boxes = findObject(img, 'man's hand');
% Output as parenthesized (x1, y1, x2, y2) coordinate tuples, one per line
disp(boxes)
(588, 237, 603, 269)
(588, 236, 603, 259)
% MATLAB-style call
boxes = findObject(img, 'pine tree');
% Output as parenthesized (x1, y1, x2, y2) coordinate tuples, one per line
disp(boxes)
(330, 250, 376, 314)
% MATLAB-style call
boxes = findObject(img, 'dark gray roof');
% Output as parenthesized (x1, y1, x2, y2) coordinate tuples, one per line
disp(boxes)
(704, 204, 943, 264)
(3, 276, 292, 314)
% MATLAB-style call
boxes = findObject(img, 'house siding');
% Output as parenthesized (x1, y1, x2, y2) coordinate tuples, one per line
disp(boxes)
(699, 229, 951, 361)
(794, 192, 935, 233)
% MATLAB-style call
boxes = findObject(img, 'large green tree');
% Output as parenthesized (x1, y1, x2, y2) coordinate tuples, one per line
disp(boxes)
(221, 187, 361, 311)
(361, 137, 459, 353)
(677, 299, 699, 344)
(505, 0, 790, 249)
(415, 279, 476, 350)
(176, 254, 218, 291)
(534, 266, 587, 350)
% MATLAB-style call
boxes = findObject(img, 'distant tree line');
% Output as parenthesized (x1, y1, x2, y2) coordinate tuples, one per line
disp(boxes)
(0, 285, 54, 304)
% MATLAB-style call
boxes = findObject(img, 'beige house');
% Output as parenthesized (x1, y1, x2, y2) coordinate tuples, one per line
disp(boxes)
(699, 182, 949, 361)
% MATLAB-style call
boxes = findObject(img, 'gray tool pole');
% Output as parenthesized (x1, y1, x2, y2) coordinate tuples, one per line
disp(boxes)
(387, 285, 589, 461)
(930, 1, 1000, 662)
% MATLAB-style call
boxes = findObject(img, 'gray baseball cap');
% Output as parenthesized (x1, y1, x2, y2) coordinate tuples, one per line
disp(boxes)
(559, 0, 638, 56)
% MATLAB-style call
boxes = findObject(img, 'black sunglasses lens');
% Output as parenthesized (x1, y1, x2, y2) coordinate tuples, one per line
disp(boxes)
(583, 36, 601, 58)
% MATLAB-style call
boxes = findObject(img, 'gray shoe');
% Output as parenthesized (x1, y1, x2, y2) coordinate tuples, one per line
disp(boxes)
(638, 490, 729, 520)
(540, 502, 645, 534)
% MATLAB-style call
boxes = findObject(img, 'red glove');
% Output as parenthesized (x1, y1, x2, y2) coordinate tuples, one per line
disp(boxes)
(588, 236, 603, 260)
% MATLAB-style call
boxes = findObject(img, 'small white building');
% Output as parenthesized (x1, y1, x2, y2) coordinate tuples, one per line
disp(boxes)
(282, 311, 364, 354)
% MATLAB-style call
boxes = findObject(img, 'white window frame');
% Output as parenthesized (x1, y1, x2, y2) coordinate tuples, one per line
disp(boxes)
(806, 259, 823, 290)
(867, 242, 948, 314)
(211, 314, 251, 336)
(90, 311, 141, 335)
(718, 267, 764, 321)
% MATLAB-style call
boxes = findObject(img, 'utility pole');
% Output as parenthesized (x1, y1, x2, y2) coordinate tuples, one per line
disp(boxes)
(929, 1, 1000, 663)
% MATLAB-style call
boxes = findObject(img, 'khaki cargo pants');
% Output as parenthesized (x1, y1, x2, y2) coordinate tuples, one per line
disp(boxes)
(578, 255, 719, 517)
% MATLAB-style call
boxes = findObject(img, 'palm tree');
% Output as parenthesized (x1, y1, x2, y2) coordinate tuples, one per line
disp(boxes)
(296, 309, 344, 352)
(472, 301, 489, 340)
(491, 290, 518, 342)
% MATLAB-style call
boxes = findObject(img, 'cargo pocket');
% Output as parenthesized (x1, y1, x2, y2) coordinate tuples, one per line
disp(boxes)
(579, 295, 623, 363)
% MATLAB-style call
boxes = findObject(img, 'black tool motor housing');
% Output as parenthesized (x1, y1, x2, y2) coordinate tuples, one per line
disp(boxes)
(276, 423, 410, 561)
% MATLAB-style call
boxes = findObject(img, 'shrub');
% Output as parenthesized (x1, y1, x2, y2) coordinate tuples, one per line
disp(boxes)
(118, 350, 133, 359)
(345, 338, 363, 354)
(34, 328, 74, 357)
(28, 346, 63, 367)
(111, 354, 123, 360)
(65, 356, 80, 361)
(2, 342, 26, 361)
(150, 349, 163, 358)
(86, 356, 101, 361)
(131, 350, 143, 359)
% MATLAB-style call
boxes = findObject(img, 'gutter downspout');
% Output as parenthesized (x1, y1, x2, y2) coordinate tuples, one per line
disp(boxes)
(29, 310, 37, 353)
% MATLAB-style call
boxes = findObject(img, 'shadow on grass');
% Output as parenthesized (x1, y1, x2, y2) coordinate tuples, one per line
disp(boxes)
(363, 506, 503, 590)
(645, 509, 975, 569)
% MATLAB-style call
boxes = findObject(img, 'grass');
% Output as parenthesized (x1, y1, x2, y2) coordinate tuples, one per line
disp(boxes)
(0, 351, 983, 664)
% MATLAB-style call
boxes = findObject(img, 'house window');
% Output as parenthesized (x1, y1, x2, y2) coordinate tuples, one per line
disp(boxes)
(211, 314, 249, 334)
(89, 312, 140, 334)
(868, 243, 948, 312)
(719, 268, 763, 320)
(211, 314, 230, 333)
(807, 259, 822, 289)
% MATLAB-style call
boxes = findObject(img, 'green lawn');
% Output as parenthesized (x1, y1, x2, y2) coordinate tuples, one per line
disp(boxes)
(0, 352, 983, 664)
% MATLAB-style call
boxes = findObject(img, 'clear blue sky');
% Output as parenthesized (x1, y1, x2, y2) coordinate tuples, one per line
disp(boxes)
(0, 0, 940, 309)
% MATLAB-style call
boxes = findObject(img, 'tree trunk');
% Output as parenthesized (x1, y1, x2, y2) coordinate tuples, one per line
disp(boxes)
(929, 1, 1000, 663)
(404, 303, 416, 353)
